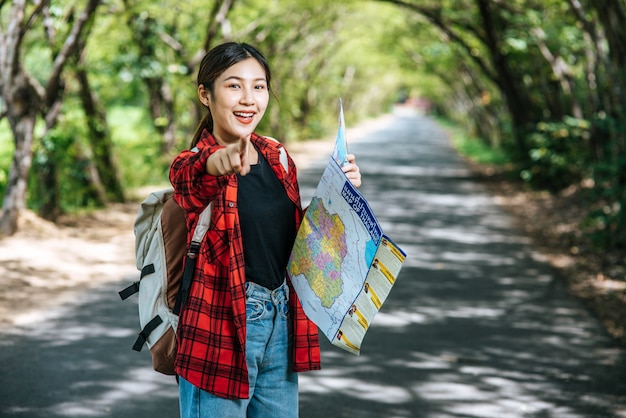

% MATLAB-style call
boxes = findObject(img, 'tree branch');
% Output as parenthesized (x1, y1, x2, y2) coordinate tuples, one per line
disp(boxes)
(377, 0, 498, 84)
(21, 0, 48, 37)
(159, 31, 184, 54)
(45, 0, 100, 102)
(3, 1, 27, 80)
(203, 0, 235, 53)
(41, 1, 56, 46)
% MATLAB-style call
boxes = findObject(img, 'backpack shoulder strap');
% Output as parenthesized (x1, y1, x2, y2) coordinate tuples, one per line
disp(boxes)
(173, 203, 210, 315)
(172, 146, 214, 314)
(263, 136, 289, 173)
(191, 202, 212, 244)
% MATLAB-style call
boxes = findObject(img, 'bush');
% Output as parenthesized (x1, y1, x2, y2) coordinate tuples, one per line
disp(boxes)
(520, 117, 591, 191)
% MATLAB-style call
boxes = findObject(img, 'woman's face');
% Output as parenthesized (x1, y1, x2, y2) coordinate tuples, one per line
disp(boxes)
(199, 58, 269, 146)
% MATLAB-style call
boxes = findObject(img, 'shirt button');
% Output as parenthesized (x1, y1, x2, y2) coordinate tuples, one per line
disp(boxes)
(228, 202, 235, 208)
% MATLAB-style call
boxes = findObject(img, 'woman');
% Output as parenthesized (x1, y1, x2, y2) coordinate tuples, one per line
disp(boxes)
(170, 42, 362, 417)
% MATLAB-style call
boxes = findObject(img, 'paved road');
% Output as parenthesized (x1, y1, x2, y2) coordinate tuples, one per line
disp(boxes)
(1, 107, 625, 417)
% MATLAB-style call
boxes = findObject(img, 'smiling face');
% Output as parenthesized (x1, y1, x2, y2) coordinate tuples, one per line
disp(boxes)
(198, 58, 270, 146)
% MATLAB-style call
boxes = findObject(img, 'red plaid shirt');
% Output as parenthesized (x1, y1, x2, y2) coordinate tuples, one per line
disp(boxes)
(169, 130, 321, 399)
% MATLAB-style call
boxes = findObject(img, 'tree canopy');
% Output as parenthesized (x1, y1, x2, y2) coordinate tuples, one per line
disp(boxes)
(1, 0, 625, 261)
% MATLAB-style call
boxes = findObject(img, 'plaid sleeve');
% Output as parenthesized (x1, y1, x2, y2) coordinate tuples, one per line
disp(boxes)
(169, 144, 229, 214)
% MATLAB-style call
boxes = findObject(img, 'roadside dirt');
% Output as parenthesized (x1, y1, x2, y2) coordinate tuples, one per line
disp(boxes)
(467, 162, 626, 347)
(0, 203, 138, 327)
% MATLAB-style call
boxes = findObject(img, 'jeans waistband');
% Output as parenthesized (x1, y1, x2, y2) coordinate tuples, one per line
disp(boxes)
(245, 280, 289, 305)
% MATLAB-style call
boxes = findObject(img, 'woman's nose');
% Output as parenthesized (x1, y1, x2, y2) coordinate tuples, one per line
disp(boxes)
(240, 87, 254, 104)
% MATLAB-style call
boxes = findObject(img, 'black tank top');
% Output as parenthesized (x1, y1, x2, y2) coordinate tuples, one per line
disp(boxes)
(237, 149, 296, 290)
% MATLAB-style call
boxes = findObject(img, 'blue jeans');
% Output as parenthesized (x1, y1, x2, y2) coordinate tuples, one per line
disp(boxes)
(179, 281, 298, 418)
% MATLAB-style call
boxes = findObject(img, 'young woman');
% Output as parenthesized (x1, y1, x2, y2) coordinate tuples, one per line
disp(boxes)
(170, 42, 361, 417)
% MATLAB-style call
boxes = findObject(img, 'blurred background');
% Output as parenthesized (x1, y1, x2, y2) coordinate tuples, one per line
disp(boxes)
(0, 0, 624, 305)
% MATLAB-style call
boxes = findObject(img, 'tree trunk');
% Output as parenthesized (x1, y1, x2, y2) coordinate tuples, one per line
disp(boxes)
(35, 146, 61, 221)
(0, 85, 38, 235)
(474, 0, 536, 159)
(146, 78, 178, 154)
(75, 56, 125, 203)
(0, 0, 100, 236)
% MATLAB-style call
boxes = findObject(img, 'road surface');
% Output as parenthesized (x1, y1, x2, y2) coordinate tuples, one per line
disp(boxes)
(1, 107, 624, 418)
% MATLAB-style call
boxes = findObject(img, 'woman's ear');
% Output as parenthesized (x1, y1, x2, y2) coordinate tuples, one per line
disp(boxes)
(198, 84, 211, 107)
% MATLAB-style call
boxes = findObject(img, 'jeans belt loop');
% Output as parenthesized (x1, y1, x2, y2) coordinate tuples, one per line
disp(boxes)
(271, 288, 280, 306)
(271, 282, 287, 305)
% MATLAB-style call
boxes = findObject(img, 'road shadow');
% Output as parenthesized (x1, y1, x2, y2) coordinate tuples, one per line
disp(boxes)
(0, 278, 179, 418)
(297, 110, 626, 418)
(0, 110, 624, 418)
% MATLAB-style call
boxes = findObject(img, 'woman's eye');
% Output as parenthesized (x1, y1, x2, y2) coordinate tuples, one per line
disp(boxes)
(228, 84, 240, 89)
(255, 84, 267, 90)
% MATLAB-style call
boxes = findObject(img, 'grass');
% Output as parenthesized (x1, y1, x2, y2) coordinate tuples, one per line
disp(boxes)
(437, 117, 509, 166)
(108, 105, 171, 189)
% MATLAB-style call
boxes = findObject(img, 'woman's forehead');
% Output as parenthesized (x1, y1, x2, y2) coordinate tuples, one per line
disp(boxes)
(219, 58, 267, 81)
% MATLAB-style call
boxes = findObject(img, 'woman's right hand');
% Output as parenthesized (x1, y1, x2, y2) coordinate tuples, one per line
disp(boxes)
(206, 136, 252, 176)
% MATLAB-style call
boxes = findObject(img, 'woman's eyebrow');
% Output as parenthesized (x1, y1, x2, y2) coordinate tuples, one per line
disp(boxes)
(223, 75, 267, 82)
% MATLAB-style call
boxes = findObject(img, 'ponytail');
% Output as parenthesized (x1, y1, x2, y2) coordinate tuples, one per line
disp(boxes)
(190, 111, 213, 149)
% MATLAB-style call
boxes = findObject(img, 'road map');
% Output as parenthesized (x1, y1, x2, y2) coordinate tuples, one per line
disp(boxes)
(288, 101, 406, 355)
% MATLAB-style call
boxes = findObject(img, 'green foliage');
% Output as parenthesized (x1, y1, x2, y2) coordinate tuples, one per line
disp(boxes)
(442, 118, 509, 166)
(230, 0, 410, 141)
(0, 120, 13, 199)
(2, 0, 625, 259)
(1, 0, 421, 216)
(108, 106, 171, 188)
(28, 110, 97, 214)
(519, 117, 591, 191)
(584, 115, 626, 251)
(585, 197, 625, 251)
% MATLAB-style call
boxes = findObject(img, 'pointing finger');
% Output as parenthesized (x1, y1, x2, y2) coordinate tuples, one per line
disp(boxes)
(238, 135, 252, 176)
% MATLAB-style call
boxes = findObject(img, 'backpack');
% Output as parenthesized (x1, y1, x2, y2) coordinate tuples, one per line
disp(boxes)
(119, 188, 212, 375)
(119, 139, 288, 375)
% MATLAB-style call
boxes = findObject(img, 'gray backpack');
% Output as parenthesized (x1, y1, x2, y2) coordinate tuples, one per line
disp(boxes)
(119, 189, 211, 375)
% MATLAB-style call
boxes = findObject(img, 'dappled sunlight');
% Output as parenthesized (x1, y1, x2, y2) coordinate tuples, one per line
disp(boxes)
(0, 218, 137, 330)
(2, 367, 179, 418)
(300, 373, 413, 404)
(439, 251, 517, 265)
(1, 111, 624, 417)
(366, 166, 472, 178)
(419, 227, 530, 245)
(47, 369, 178, 416)
(0, 280, 179, 417)
(420, 378, 558, 417)
(369, 310, 429, 328)
(298, 113, 626, 417)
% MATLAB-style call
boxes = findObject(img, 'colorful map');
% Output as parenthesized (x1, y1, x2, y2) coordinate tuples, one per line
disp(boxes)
(290, 197, 347, 308)
(288, 158, 382, 339)
(288, 100, 406, 354)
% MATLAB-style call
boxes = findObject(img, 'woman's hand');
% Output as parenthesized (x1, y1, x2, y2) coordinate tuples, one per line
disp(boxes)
(342, 153, 361, 188)
(206, 136, 252, 176)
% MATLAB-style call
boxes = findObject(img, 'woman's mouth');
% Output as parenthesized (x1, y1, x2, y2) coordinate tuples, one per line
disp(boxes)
(234, 111, 254, 124)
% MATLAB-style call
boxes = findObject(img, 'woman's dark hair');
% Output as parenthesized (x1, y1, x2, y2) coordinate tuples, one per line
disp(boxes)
(190, 42, 272, 148)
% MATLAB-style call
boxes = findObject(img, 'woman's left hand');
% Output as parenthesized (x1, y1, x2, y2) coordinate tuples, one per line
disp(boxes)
(342, 154, 361, 188)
